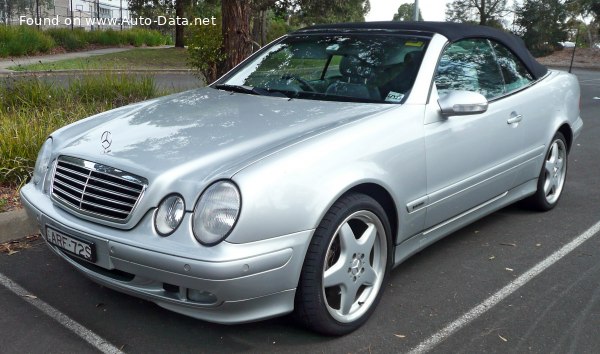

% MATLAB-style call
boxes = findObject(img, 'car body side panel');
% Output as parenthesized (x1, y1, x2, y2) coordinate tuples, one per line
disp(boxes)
(423, 97, 520, 228)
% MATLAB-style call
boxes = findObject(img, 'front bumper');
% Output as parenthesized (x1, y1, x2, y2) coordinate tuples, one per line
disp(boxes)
(21, 183, 313, 324)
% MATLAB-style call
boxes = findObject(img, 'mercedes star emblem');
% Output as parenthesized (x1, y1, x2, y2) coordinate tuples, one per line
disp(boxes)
(101, 131, 112, 153)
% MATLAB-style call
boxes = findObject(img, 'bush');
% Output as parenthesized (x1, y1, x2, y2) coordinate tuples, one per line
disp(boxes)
(0, 26, 55, 57)
(0, 74, 159, 185)
(127, 28, 168, 47)
(187, 20, 226, 83)
(0, 26, 170, 57)
(46, 28, 88, 51)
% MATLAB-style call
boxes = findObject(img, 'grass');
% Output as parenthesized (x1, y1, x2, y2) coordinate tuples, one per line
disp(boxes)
(9, 47, 189, 71)
(0, 73, 162, 186)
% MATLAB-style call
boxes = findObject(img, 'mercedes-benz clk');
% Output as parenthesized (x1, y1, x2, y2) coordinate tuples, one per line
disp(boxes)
(21, 22, 582, 335)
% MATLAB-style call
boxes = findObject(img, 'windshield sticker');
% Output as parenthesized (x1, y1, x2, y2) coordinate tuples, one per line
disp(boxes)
(385, 91, 404, 103)
(405, 41, 424, 47)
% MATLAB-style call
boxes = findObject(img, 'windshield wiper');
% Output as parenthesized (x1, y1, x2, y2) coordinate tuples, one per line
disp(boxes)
(214, 84, 258, 94)
(214, 84, 292, 98)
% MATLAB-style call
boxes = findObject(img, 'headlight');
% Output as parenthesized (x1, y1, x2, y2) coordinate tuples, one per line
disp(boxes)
(32, 138, 53, 187)
(154, 194, 185, 236)
(192, 180, 241, 246)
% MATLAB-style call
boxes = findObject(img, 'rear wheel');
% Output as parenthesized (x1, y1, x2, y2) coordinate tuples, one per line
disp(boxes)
(526, 132, 568, 211)
(295, 193, 391, 335)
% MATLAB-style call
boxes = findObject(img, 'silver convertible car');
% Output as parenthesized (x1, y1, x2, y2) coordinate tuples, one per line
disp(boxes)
(21, 22, 582, 335)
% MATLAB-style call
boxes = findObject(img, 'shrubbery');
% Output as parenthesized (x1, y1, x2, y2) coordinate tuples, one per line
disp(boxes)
(0, 26, 55, 57)
(0, 26, 171, 57)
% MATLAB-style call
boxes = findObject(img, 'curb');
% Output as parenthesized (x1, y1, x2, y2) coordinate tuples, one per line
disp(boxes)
(0, 209, 39, 243)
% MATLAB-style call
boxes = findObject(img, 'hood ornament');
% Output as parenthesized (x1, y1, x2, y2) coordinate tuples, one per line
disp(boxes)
(101, 131, 112, 153)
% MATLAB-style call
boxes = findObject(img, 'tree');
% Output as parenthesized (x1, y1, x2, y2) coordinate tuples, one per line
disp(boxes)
(514, 0, 569, 56)
(251, 0, 278, 48)
(392, 3, 423, 21)
(445, 0, 508, 26)
(283, 0, 371, 25)
(564, 0, 599, 48)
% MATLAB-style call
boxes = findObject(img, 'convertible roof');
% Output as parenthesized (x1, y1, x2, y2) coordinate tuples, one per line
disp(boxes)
(296, 21, 548, 79)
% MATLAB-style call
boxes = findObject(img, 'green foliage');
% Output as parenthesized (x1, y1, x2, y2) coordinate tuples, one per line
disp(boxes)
(267, 16, 296, 42)
(0, 26, 55, 57)
(187, 4, 226, 83)
(0, 74, 159, 185)
(393, 3, 423, 21)
(515, 0, 569, 57)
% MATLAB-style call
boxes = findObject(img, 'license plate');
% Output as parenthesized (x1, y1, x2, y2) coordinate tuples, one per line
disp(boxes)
(45, 227, 96, 263)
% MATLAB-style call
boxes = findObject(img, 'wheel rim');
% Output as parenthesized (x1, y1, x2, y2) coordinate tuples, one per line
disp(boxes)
(321, 210, 387, 323)
(543, 138, 567, 205)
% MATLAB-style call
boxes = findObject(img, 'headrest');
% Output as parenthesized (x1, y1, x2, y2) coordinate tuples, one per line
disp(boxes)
(339, 56, 376, 80)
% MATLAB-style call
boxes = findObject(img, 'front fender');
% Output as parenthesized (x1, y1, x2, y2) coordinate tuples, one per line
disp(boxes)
(227, 105, 427, 245)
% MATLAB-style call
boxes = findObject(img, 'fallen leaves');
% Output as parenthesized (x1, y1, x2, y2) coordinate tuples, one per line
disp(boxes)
(0, 234, 40, 255)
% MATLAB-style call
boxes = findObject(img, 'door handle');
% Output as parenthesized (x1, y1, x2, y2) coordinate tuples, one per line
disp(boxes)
(507, 114, 523, 125)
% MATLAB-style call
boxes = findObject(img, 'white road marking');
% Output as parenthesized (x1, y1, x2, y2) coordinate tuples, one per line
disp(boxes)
(408, 219, 600, 354)
(0, 272, 124, 354)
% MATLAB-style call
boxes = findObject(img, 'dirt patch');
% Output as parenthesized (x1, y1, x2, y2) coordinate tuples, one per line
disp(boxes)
(0, 185, 22, 213)
(537, 48, 600, 70)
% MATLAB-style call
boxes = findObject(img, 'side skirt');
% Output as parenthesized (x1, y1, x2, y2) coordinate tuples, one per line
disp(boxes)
(392, 178, 538, 269)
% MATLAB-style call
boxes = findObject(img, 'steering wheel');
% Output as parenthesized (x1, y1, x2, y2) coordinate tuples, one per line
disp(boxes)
(282, 74, 317, 92)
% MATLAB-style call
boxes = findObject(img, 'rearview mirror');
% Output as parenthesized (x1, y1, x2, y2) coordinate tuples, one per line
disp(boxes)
(437, 90, 488, 116)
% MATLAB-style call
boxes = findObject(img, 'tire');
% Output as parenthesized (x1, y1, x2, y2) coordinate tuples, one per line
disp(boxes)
(526, 132, 568, 211)
(294, 193, 392, 335)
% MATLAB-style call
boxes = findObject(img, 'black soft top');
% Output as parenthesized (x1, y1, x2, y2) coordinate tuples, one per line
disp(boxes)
(296, 21, 548, 79)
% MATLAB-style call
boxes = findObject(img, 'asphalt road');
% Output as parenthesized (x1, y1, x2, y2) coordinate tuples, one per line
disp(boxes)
(1, 69, 599, 353)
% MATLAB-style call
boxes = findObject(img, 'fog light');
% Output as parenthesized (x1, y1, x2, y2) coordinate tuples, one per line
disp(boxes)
(187, 289, 217, 304)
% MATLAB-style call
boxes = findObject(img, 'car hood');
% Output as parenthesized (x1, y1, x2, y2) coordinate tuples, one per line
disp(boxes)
(55, 88, 393, 185)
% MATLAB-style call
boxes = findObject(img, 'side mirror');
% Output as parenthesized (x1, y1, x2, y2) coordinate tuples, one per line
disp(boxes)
(437, 90, 488, 116)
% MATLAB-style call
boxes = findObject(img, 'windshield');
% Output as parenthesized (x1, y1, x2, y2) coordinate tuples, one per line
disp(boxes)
(219, 34, 429, 104)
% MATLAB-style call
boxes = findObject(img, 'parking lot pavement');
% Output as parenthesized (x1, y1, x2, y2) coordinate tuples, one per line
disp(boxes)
(1, 68, 599, 353)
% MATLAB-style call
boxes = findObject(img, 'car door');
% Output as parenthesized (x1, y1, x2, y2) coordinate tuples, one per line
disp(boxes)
(423, 38, 524, 229)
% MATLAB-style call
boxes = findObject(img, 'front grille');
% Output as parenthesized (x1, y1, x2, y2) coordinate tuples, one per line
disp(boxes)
(51, 156, 147, 223)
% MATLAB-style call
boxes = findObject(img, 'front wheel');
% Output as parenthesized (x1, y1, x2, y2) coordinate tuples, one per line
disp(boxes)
(294, 193, 392, 335)
(526, 132, 568, 211)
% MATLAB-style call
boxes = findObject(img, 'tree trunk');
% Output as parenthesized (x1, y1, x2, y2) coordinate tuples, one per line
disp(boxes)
(219, 0, 253, 76)
(479, 0, 487, 25)
(251, 10, 261, 48)
(175, 0, 185, 48)
(261, 10, 267, 46)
